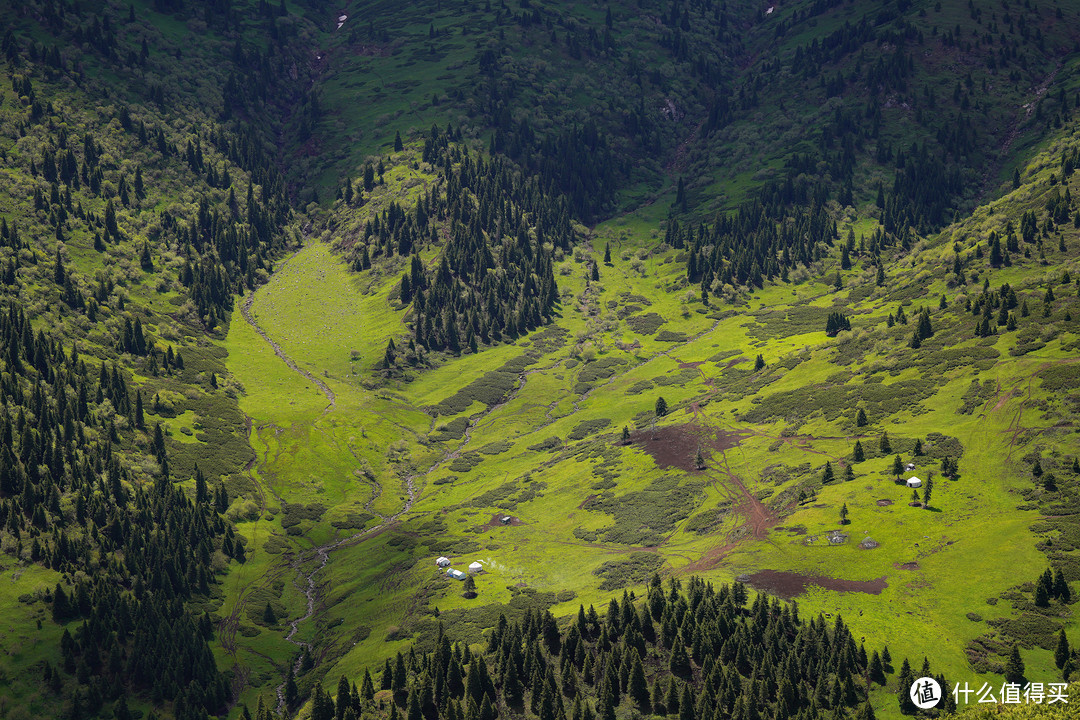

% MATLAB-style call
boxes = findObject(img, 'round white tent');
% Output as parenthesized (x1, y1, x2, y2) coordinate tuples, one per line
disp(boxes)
(906, 476, 922, 488)
(468, 561, 484, 573)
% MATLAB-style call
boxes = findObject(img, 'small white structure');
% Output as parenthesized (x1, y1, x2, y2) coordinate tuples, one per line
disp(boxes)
(906, 476, 922, 488)
(468, 561, 484, 574)
(501, 516, 512, 525)
(446, 568, 466, 580)
(435, 556, 451, 568)
(906, 463, 917, 472)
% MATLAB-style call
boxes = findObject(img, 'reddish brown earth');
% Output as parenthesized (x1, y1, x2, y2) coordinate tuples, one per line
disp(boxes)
(744, 569, 888, 600)
(630, 423, 749, 471)
(678, 360, 704, 369)
(876, 499, 894, 506)
(896, 562, 920, 570)
(577, 494, 597, 509)
(482, 513, 524, 528)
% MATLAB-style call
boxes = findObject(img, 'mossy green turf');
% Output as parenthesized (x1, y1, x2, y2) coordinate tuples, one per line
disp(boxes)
(214, 132, 1080, 718)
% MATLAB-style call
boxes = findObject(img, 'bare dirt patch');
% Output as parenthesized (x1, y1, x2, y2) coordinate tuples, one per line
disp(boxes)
(743, 569, 888, 600)
(577, 494, 597, 509)
(876, 499, 893, 506)
(630, 423, 748, 471)
(678, 361, 704, 369)
(896, 561, 920, 570)
(482, 513, 523, 528)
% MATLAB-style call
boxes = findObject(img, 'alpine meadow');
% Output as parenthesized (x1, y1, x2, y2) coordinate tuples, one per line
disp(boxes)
(2, 0, 1080, 719)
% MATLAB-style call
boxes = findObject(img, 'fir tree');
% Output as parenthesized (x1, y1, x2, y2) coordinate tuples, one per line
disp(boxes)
(1005, 644, 1025, 683)
(1056, 630, 1071, 670)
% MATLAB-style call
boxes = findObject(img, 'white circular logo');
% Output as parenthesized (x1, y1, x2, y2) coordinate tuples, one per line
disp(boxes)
(910, 677, 942, 709)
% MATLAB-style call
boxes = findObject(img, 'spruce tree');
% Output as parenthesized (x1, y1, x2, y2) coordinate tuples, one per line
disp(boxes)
(1053, 568, 1071, 602)
(1055, 629, 1070, 669)
(896, 658, 915, 714)
(1005, 645, 1025, 683)
(628, 652, 649, 708)
(285, 666, 299, 708)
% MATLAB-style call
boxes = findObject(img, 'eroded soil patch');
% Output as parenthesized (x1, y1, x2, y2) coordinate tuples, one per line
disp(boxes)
(482, 513, 524, 528)
(744, 569, 888, 600)
(631, 423, 748, 471)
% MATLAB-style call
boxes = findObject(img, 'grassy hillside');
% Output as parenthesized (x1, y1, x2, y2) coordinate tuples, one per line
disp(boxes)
(216, 105, 1080, 719)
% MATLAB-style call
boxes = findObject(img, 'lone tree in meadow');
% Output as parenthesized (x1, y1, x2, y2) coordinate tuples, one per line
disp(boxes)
(694, 446, 706, 470)
(1005, 644, 1025, 684)
(853, 440, 864, 462)
(621, 425, 631, 444)
(922, 475, 933, 508)
(655, 396, 668, 417)
(463, 574, 477, 599)
(839, 503, 849, 525)
(880, 431, 892, 454)
(822, 461, 835, 483)
(754, 354, 766, 371)
(856, 407, 868, 426)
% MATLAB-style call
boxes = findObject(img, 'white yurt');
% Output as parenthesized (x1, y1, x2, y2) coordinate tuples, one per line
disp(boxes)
(468, 561, 484, 573)
(906, 476, 922, 488)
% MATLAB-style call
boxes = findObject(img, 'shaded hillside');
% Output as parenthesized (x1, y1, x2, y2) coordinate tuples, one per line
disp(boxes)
(0, 0, 315, 716)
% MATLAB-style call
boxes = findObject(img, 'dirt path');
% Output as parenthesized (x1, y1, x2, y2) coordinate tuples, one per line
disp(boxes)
(993, 356, 1080, 459)
(239, 250, 337, 411)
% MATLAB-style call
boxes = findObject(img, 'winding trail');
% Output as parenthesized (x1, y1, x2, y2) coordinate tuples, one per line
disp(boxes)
(240, 250, 337, 412)
(232, 247, 419, 713)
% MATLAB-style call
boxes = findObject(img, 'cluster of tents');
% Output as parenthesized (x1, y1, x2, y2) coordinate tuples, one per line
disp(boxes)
(436, 557, 483, 580)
